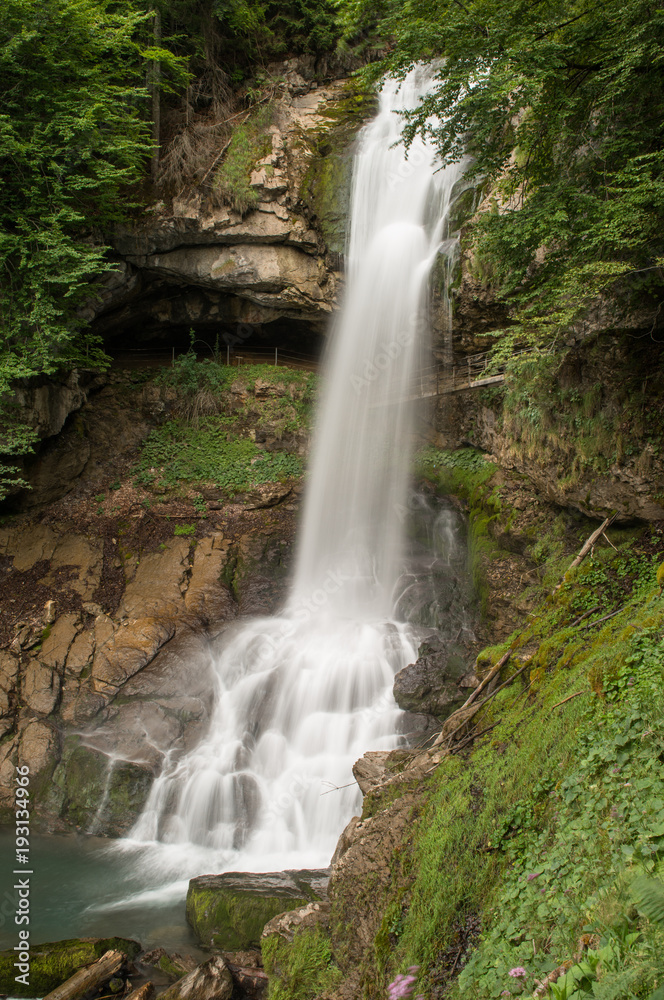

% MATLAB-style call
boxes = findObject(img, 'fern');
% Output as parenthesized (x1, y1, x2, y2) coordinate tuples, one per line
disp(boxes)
(633, 877, 664, 925)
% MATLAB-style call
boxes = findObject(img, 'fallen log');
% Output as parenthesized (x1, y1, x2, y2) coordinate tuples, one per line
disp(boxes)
(124, 984, 155, 1000)
(42, 950, 126, 1000)
(553, 514, 617, 594)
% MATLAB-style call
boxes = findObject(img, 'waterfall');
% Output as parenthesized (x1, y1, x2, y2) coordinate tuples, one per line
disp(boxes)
(123, 67, 465, 879)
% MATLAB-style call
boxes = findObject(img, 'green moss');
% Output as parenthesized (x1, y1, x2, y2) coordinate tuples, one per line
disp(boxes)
(47, 738, 151, 834)
(0, 937, 140, 998)
(301, 153, 352, 255)
(263, 926, 342, 1000)
(186, 881, 308, 950)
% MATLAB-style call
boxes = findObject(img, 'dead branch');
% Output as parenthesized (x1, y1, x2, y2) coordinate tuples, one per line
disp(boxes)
(553, 514, 617, 594)
(551, 690, 587, 710)
(43, 951, 126, 1000)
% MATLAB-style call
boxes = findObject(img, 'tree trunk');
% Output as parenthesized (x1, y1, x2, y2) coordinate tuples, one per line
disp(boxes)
(151, 8, 161, 185)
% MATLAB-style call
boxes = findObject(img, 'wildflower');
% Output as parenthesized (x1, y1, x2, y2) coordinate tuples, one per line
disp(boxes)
(388, 972, 418, 999)
(509, 967, 527, 978)
(526, 872, 542, 881)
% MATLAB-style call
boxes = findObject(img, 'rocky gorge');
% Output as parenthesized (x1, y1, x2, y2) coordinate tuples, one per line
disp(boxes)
(1, 45, 664, 1000)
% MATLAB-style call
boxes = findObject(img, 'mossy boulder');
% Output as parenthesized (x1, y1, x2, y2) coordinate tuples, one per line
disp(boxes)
(0, 936, 141, 998)
(48, 736, 153, 835)
(186, 869, 329, 950)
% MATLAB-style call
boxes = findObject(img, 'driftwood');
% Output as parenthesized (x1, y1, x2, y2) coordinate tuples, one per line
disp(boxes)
(553, 514, 617, 593)
(43, 950, 125, 1000)
(125, 985, 155, 1000)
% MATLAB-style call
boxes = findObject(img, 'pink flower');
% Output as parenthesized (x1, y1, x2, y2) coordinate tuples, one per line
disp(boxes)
(526, 872, 542, 881)
(508, 967, 527, 978)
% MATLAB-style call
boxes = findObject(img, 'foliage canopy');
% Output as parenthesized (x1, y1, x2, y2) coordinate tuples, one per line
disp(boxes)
(340, 0, 664, 343)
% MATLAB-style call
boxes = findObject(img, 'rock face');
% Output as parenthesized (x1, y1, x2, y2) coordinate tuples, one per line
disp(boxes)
(186, 869, 330, 950)
(90, 79, 360, 349)
(0, 510, 294, 834)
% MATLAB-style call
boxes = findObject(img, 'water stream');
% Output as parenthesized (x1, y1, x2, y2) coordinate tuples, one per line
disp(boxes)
(117, 67, 465, 885)
(0, 68, 469, 942)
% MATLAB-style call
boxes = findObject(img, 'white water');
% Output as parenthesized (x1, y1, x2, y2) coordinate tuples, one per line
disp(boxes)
(118, 67, 466, 890)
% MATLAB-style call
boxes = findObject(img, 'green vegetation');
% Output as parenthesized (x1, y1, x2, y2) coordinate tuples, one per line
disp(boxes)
(263, 925, 342, 1000)
(136, 360, 316, 497)
(0, 937, 141, 998)
(269, 453, 664, 1000)
(340, 0, 664, 346)
(135, 419, 303, 494)
(0, 0, 186, 496)
(214, 103, 274, 214)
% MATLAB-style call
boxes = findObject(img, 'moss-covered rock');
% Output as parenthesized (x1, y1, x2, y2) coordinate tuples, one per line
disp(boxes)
(0, 937, 141, 998)
(301, 153, 352, 256)
(186, 870, 329, 950)
(48, 736, 153, 835)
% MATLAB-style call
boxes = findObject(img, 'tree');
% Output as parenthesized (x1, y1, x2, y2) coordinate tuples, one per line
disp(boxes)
(339, 0, 664, 345)
(0, 0, 185, 495)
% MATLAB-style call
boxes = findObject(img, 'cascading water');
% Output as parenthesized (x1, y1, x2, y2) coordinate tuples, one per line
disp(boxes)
(121, 66, 466, 883)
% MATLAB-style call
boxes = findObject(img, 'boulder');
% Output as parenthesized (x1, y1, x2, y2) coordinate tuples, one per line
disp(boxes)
(158, 957, 233, 1000)
(352, 751, 391, 795)
(186, 869, 330, 950)
(0, 937, 141, 999)
(221, 952, 267, 1000)
(393, 640, 470, 718)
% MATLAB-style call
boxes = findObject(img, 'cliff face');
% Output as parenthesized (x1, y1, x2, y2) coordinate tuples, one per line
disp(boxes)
(85, 75, 357, 353)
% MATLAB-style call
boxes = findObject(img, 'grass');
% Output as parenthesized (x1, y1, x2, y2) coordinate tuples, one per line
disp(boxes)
(135, 360, 318, 498)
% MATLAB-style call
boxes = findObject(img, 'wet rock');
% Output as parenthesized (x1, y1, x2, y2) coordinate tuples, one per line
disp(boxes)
(91, 618, 175, 691)
(184, 535, 236, 629)
(18, 719, 59, 779)
(186, 870, 330, 950)
(220, 951, 267, 999)
(49, 738, 153, 835)
(0, 938, 141, 999)
(66, 628, 95, 675)
(23, 660, 60, 715)
(158, 957, 233, 1000)
(40, 613, 80, 669)
(0, 650, 19, 717)
(393, 640, 470, 718)
(120, 538, 190, 619)
(140, 948, 197, 983)
(262, 899, 331, 943)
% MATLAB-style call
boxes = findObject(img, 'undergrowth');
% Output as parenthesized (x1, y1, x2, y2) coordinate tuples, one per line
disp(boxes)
(137, 357, 317, 496)
(270, 449, 664, 1000)
(372, 535, 664, 1000)
(214, 102, 274, 214)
